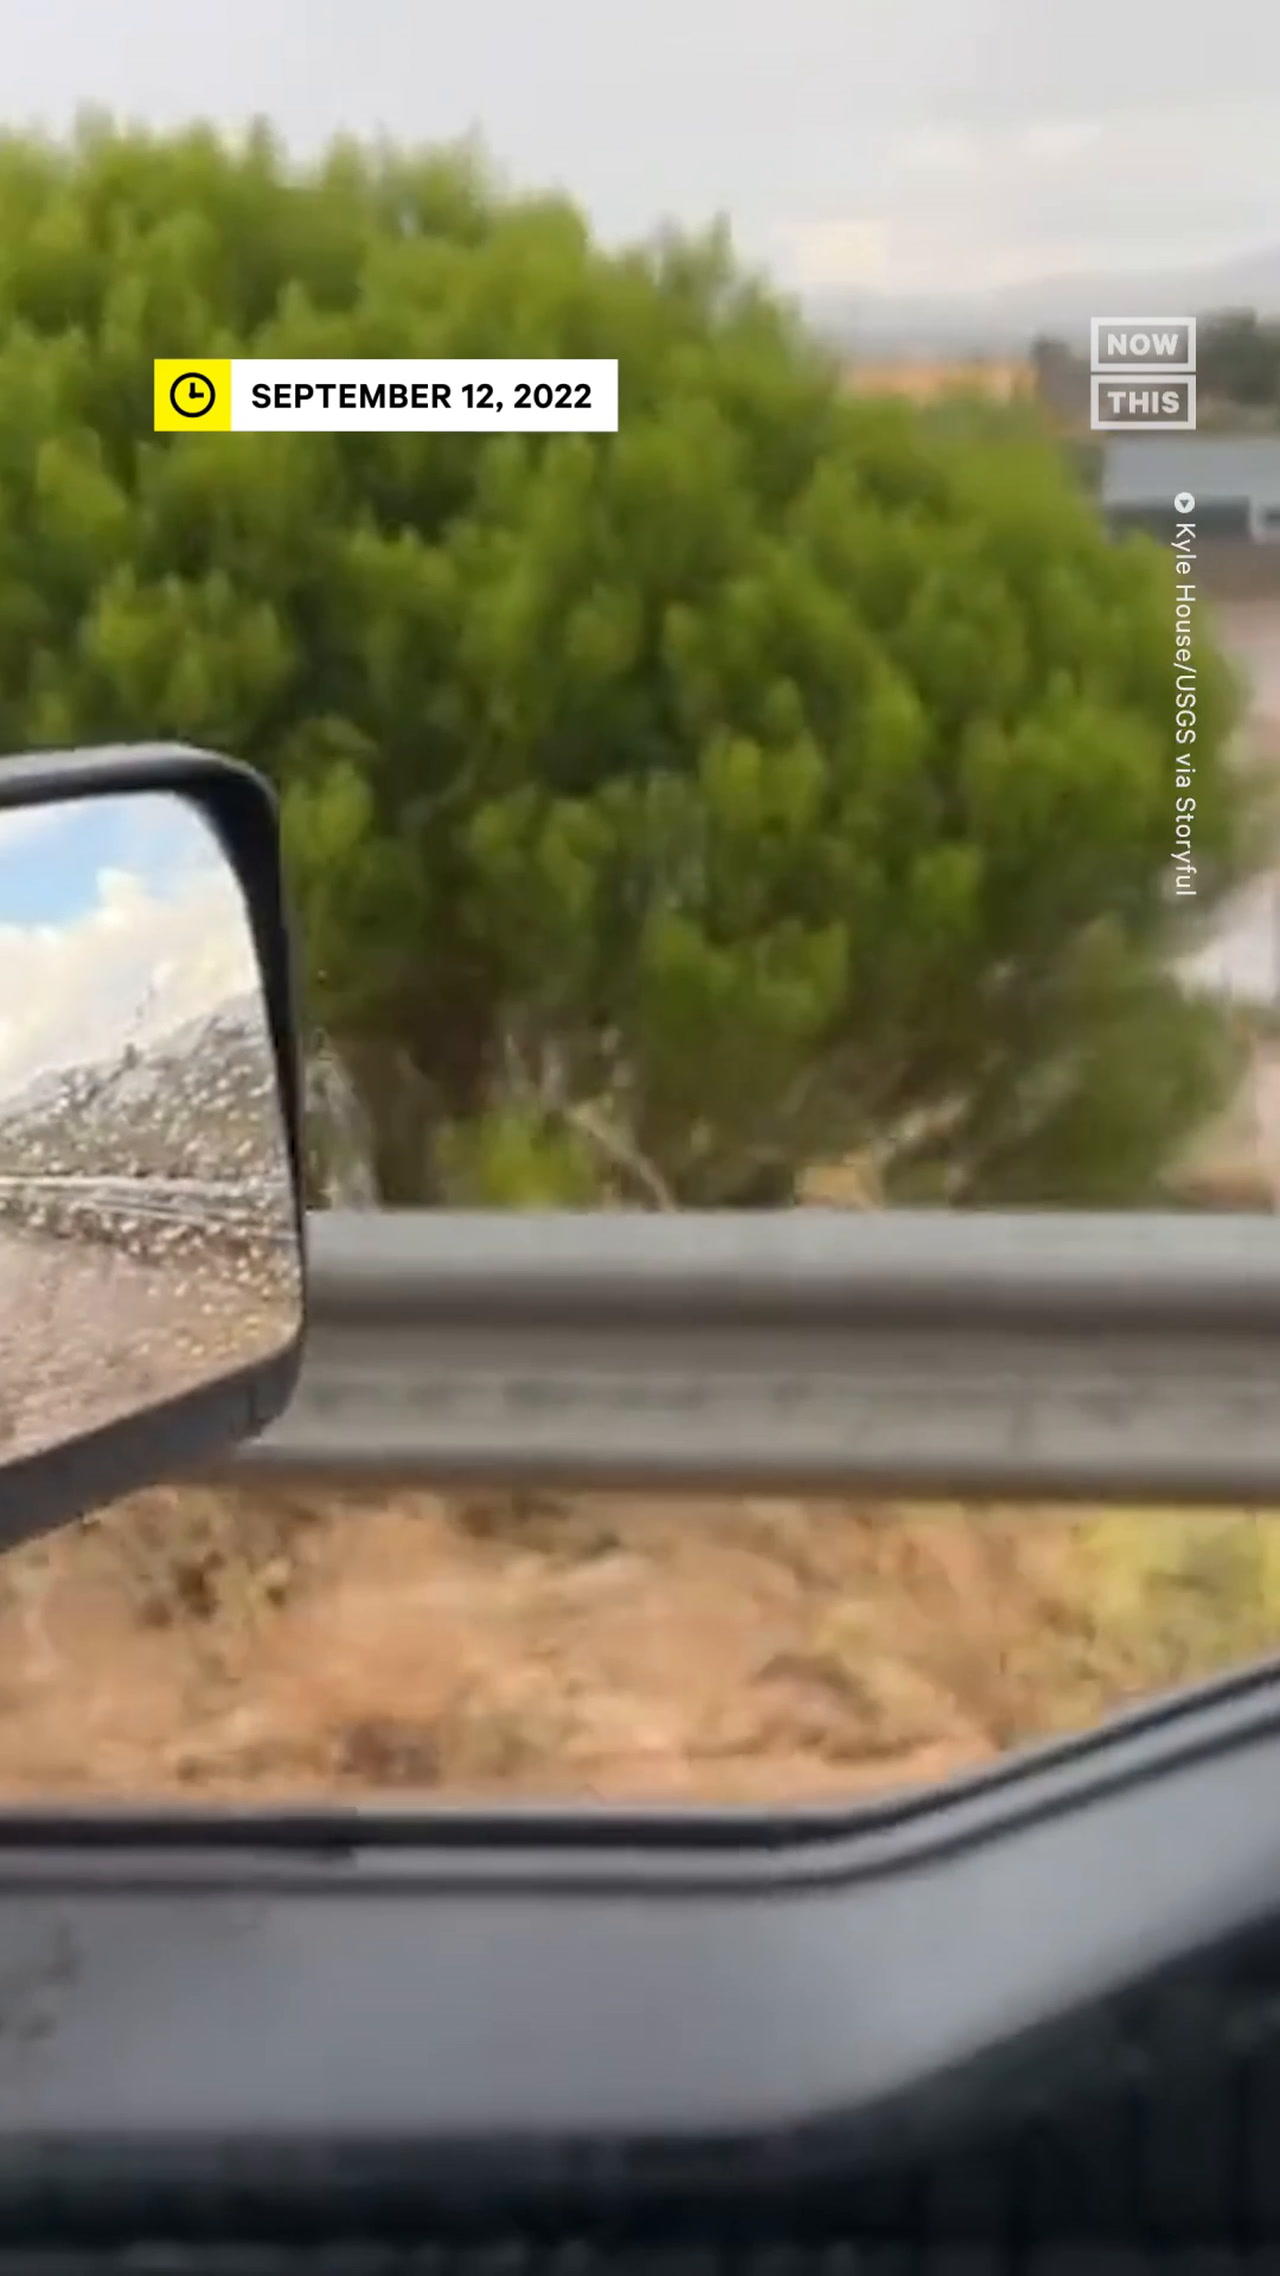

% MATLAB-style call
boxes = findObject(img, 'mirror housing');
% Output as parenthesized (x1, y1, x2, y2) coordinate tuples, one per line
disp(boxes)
(0, 743, 306, 1554)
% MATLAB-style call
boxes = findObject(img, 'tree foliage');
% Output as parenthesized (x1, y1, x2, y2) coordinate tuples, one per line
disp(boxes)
(1197, 308, 1280, 411)
(0, 117, 1258, 1204)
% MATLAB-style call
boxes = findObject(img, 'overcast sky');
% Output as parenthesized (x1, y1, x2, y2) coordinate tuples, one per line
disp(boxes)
(4, 0, 1279, 297)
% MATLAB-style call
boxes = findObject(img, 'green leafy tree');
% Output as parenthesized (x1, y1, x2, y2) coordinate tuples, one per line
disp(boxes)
(0, 118, 1259, 1204)
(1198, 308, 1280, 410)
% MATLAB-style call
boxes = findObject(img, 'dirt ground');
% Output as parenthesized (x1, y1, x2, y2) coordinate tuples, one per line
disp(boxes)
(0, 1481, 1277, 1805)
(0, 1224, 298, 1464)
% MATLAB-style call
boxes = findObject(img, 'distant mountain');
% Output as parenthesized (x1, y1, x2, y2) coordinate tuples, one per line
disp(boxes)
(0, 990, 287, 1185)
(806, 241, 1280, 356)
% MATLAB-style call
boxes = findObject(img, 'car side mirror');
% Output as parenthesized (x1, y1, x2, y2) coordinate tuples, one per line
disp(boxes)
(0, 744, 305, 1554)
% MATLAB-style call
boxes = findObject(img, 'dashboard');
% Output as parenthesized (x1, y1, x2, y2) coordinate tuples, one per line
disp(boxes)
(1, 1659, 1280, 2258)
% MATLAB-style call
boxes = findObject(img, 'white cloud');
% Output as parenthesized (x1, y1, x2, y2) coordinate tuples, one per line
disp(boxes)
(1014, 121, 1102, 163)
(773, 96, 1280, 298)
(892, 126, 988, 174)
(0, 807, 76, 858)
(0, 860, 262, 1099)
(783, 218, 897, 292)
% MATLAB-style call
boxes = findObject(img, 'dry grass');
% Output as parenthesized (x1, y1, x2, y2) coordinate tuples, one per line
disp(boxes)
(0, 1484, 1277, 1804)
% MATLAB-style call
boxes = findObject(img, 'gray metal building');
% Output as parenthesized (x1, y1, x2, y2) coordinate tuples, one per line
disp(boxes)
(1101, 435, 1280, 542)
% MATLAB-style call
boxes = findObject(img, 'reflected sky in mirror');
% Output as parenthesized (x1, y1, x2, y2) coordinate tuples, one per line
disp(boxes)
(0, 791, 261, 1102)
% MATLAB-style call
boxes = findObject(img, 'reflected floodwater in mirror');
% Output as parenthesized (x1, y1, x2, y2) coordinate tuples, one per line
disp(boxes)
(0, 789, 301, 1464)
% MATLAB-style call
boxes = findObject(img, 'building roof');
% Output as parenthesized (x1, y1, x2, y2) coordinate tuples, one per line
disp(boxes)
(1102, 434, 1280, 504)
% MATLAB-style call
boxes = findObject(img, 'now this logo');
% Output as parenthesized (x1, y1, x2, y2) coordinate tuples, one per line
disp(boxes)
(1089, 318, 1196, 431)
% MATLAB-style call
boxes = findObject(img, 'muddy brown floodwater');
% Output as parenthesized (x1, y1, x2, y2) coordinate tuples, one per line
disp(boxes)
(0, 1224, 301, 1464)
(1215, 597, 1280, 738)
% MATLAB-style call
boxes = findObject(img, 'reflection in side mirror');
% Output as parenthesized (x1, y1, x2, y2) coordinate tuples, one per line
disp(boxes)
(0, 786, 302, 1471)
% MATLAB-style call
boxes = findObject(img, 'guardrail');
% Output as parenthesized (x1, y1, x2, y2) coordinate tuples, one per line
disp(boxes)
(227, 1210, 1280, 1504)
(0, 1174, 297, 1251)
